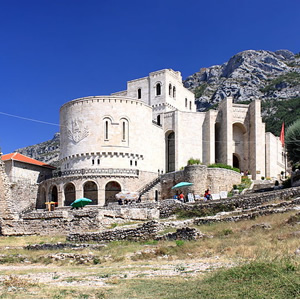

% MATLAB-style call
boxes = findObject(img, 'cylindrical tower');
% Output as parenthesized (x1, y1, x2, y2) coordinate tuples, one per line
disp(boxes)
(59, 96, 164, 173)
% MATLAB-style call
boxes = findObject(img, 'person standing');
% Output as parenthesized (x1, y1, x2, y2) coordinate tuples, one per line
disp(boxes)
(179, 192, 184, 202)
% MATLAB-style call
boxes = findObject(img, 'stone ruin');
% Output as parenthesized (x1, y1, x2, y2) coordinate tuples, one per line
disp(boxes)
(1, 150, 300, 242)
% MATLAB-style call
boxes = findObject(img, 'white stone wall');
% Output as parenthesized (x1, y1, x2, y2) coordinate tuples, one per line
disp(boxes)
(5, 160, 52, 184)
(176, 111, 205, 169)
(265, 132, 285, 179)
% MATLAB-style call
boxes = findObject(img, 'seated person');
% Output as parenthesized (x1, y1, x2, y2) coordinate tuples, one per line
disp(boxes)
(204, 189, 212, 200)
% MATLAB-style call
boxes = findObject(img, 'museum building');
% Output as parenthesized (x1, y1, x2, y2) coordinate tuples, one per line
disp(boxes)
(37, 68, 285, 207)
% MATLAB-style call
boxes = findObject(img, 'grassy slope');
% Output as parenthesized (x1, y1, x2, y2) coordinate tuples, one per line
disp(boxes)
(0, 210, 299, 299)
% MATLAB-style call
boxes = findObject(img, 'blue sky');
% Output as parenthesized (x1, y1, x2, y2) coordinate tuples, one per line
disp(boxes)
(0, 0, 299, 154)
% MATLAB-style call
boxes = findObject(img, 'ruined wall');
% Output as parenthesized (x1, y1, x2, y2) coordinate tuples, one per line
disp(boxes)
(0, 206, 159, 236)
(159, 186, 300, 218)
(0, 154, 14, 221)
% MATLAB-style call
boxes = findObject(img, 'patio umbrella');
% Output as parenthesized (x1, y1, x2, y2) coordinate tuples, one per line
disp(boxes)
(171, 182, 193, 189)
(70, 197, 92, 208)
(115, 191, 139, 201)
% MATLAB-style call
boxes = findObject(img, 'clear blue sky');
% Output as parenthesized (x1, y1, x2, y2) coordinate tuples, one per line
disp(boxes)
(0, 0, 299, 154)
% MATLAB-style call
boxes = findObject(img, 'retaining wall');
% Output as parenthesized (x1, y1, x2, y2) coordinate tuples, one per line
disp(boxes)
(160, 165, 241, 199)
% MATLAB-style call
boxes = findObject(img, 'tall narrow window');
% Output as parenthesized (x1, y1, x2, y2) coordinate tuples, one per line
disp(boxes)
(185, 98, 187, 107)
(121, 118, 128, 142)
(157, 115, 161, 126)
(137, 88, 141, 99)
(105, 120, 109, 140)
(156, 83, 161, 96)
(169, 84, 172, 96)
(122, 121, 126, 140)
(173, 86, 176, 98)
(189, 101, 192, 110)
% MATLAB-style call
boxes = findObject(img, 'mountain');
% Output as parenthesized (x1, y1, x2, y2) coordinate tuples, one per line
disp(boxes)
(184, 49, 300, 136)
(15, 133, 60, 167)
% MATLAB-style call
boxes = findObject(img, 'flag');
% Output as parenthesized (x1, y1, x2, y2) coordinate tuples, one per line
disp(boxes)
(280, 122, 285, 147)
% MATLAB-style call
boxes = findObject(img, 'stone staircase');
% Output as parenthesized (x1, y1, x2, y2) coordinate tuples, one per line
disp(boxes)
(137, 176, 161, 201)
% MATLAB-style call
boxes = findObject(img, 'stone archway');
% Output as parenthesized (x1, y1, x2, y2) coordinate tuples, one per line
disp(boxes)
(64, 183, 76, 206)
(232, 122, 247, 172)
(233, 153, 240, 169)
(166, 131, 175, 172)
(215, 122, 221, 163)
(105, 181, 121, 205)
(50, 185, 58, 207)
(83, 181, 98, 205)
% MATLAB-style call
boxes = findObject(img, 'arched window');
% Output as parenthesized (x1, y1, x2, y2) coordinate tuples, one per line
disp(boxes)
(137, 88, 141, 99)
(122, 121, 126, 140)
(103, 118, 111, 140)
(185, 98, 187, 107)
(156, 83, 161, 96)
(189, 101, 192, 110)
(120, 118, 129, 142)
(173, 86, 176, 98)
(105, 120, 109, 140)
(169, 84, 172, 96)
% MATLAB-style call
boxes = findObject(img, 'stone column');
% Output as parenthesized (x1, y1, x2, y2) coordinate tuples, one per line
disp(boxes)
(203, 110, 217, 164)
(249, 99, 266, 180)
(219, 97, 233, 166)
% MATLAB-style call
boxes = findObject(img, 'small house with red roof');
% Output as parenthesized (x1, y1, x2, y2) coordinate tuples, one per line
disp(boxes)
(1, 152, 56, 184)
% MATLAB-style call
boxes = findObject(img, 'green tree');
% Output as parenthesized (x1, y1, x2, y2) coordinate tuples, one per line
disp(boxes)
(286, 119, 300, 165)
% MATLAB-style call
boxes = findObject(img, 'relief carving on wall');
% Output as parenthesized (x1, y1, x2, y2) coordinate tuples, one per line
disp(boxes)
(67, 118, 89, 144)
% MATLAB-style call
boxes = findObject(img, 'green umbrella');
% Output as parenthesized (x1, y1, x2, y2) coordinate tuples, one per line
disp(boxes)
(171, 182, 193, 189)
(70, 197, 92, 208)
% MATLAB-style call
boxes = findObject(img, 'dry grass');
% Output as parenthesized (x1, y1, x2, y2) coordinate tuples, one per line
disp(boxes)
(0, 210, 299, 298)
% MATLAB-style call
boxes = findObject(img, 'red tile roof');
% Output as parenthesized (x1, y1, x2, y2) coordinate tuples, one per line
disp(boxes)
(1, 153, 56, 169)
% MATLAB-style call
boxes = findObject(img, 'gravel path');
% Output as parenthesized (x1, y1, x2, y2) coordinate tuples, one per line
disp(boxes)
(0, 257, 235, 287)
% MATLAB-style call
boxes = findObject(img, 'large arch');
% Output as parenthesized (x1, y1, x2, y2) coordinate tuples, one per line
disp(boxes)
(166, 131, 175, 173)
(50, 185, 58, 207)
(215, 122, 221, 163)
(105, 181, 121, 205)
(232, 122, 247, 172)
(64, 183, 76, 206)
(83, 181, 98, 205)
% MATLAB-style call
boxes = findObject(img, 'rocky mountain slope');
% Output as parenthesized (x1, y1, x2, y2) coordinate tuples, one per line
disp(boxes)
(15, 49, 300, 164)
(15, 133, 60, 167)
(184, 49, 300, 135)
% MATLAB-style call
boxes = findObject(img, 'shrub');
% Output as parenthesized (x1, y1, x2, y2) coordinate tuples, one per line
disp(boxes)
(286, 119, 300, 165)
(187, 158, 201, 165)
(208, 163, 240, 173)
(176, 240, 185, 247)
